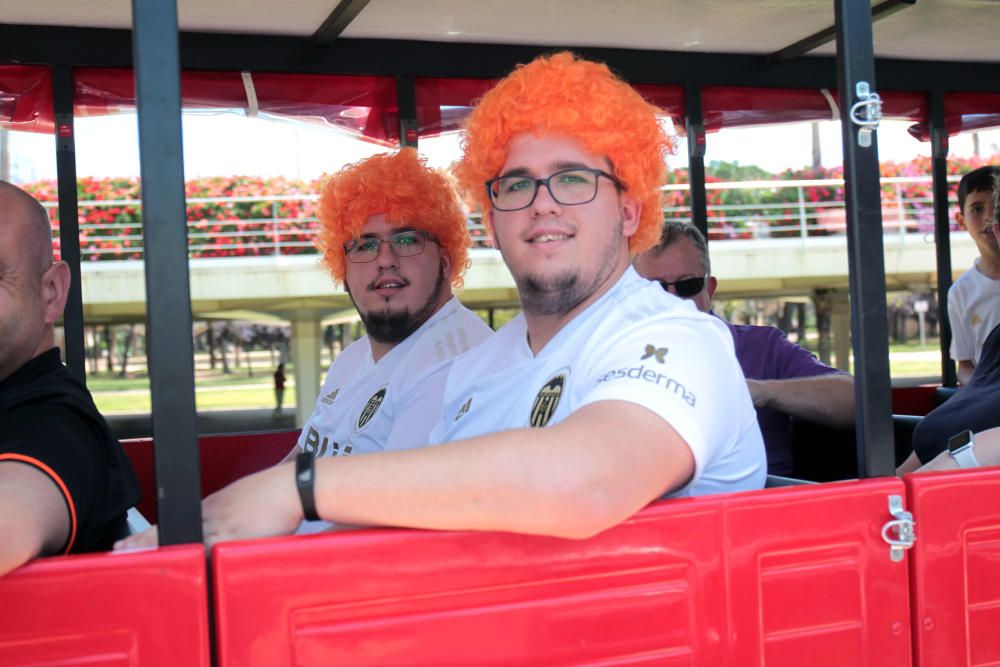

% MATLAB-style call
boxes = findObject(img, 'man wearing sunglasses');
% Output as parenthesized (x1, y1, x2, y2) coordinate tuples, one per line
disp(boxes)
(634, 221, 855, 476)
(122, 52, 764, 548)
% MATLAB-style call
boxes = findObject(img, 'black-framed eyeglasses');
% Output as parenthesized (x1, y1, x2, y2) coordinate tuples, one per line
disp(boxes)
(485, 167, 624, 212)
(343, 230, 438, 264)
(656, 275, 708, 298)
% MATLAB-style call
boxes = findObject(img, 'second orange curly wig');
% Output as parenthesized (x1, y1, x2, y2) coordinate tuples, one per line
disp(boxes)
(456, 51, 673, 256)
(316, 148, 471, 287)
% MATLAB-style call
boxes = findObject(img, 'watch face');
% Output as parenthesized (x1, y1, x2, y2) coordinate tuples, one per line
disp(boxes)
(948, 430, 973, 453)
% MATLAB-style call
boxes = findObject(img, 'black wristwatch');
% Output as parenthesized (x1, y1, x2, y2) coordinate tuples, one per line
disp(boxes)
(947, 430, 980, 469)
(295, 452, 321, 521)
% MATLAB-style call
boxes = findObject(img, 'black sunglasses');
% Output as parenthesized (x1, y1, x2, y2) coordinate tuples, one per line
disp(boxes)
(656, 276, 707, 298)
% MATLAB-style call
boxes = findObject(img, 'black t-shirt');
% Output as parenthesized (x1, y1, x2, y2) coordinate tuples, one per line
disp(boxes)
(912, 324, 1000, 463)
(0, 349, 140, 553)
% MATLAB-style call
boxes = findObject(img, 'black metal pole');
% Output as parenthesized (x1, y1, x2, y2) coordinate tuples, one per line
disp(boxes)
(685, 83, 709, 239)
(397, 76, 417, 148)
(51, 66, 86, 386)
(131, 0, 203, 544)
(834, 0, 894, 478)
(929, 92, 957, 387)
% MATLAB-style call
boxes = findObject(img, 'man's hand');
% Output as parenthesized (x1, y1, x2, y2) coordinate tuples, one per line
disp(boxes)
(115, 463, 305, 550)
(114, 525, 158, 550)
(202, 463, 303, 547)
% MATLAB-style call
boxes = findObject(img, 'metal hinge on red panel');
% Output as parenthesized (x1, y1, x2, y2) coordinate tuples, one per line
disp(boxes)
(882, 495, 915, 562)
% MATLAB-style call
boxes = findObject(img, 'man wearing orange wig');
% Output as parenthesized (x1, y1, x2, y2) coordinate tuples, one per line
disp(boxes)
(117, 148, 491, 543)
(122, 52, 765, 548)
(289, 148, 492, 531)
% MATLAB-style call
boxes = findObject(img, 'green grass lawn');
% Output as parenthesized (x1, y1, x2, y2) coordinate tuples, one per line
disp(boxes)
(94, 385, 298, 414)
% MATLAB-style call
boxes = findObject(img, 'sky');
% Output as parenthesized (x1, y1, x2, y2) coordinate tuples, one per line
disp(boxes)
(5, 110, 999, 184)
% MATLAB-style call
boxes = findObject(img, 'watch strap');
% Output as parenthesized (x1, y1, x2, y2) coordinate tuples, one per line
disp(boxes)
(295, 452, 321, 521)
(951, 444, 980, 469)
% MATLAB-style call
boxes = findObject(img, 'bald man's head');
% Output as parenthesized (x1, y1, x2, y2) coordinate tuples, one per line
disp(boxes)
(0, 181, 69, 382)
(0, 180, 54, 275)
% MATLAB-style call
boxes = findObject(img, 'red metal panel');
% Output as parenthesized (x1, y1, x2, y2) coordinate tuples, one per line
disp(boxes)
(906, 467, 1000, 667)
(725, 478, 912, 667)
(215, 499, 728, 666)
(213, 478, 910, 666)
(0, 544, 209, 666)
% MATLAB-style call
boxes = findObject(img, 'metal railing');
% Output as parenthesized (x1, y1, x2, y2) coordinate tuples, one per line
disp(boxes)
(45, 175, 956, 260)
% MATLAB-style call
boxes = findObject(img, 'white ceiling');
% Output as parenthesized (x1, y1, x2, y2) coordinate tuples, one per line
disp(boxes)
(1, 0, 998, 62)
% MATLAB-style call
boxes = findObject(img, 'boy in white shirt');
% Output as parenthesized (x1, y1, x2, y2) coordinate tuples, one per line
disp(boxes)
(948, 165, 1000, 384)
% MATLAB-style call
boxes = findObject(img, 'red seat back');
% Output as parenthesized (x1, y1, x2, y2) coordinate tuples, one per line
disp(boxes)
(122, 430, 297, 522)
(891, 385, 939, 416)
(0, 545, 209, 666)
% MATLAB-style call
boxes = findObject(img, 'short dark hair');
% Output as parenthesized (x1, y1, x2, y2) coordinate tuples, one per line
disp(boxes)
(957, 165, 1000, 212)
(649, 220, 711, 275)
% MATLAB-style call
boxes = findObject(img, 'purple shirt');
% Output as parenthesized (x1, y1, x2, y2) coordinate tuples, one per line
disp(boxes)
(723, 319, 844, 475)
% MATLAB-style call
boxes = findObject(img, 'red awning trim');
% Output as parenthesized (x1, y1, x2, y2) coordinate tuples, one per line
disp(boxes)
(413, 77, 684, 138)
(0, 64, 54, 134)
(4, 64, 997, 145)
(701, 86, 927, 133)
(908, 92, 1000, 141)
(73, 68, 400, 144)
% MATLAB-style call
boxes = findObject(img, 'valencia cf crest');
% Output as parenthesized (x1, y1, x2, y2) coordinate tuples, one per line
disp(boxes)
(356, 387, 387, 432)
(530, 372, 567, 428)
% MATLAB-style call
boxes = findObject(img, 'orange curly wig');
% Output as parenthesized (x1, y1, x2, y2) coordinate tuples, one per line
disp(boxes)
(316, 148, 471, 287)
(456, 51, 673, 256)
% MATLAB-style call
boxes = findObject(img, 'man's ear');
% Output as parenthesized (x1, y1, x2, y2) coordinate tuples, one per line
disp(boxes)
(620, 194, 641, 238)
(706, 275, 718, 302)
(41, 261, 70, 325)
(440, 245, 453, 279)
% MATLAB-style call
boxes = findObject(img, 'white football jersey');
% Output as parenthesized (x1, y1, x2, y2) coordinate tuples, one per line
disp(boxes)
(431, 267, 766, 498)
(295, 296, 492, 534)
(297, 296, 492, 459)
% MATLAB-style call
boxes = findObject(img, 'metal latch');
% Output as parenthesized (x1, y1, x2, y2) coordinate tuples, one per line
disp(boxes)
(882, 495, 915, 562)
(850, 81, 883, 148)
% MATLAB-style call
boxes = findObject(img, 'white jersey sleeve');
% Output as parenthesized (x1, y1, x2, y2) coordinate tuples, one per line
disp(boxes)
(948, 274, 972, 362)
(577, 311, 765, 497)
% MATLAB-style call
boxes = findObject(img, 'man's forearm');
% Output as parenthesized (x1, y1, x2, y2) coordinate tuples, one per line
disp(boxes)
(748, 374, 855, 427)
(312, 401, 693, 539)
(199, 401, 695, 545)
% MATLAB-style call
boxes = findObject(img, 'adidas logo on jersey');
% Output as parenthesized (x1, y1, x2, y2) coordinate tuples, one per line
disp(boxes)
(454, 397, 473, 421)
(321, 389, 340, 406)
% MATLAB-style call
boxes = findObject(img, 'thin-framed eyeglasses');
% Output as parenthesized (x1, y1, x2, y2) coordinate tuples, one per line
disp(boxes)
(656, 275, 708, 298)
(343, 230, 439, 264)
(485, 167, 624, 212)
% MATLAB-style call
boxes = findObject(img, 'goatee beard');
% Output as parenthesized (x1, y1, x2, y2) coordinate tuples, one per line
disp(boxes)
(517, 216, 625, 317)
(354, 263, 447, 344)
(519, 272, 588, 316)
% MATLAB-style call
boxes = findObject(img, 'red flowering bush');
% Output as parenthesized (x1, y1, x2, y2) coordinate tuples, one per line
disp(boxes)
(17, 149, 1000, 260)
